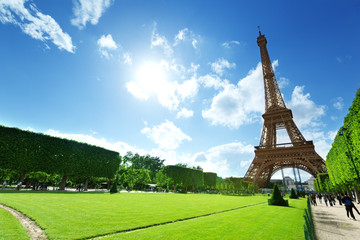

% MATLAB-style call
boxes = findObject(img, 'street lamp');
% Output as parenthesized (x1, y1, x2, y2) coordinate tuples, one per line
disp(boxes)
(338, 127, 360, 181)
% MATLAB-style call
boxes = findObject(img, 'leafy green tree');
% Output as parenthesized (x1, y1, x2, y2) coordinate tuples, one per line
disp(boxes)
(120, 168, 151, 190)
(123, 152, 164, 180)
(155, 169, 172, 190)
(325, 88, 360, 195)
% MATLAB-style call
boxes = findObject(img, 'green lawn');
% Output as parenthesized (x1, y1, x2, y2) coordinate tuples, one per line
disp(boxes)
(107, 198, 306, 240)
(0, 207, 29, 240)
(0, 191, 306, 240)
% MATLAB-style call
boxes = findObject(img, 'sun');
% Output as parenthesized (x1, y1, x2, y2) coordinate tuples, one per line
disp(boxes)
(137, 62, 167, 94)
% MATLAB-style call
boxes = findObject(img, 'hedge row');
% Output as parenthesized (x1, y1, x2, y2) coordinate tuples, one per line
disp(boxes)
(0, 125, 120, 189)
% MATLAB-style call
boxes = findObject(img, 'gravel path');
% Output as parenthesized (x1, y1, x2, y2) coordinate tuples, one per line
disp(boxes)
(0, 203, 47, 240)
(312, 200, 360, 240)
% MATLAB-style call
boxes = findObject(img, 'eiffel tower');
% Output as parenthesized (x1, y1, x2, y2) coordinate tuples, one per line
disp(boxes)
(243, 29, 326, 188)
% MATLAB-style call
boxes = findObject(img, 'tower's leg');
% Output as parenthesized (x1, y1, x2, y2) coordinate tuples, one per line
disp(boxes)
(297, 168, 303, 190)
(293, 167, 298, 190)
(281, 167, 286, 190)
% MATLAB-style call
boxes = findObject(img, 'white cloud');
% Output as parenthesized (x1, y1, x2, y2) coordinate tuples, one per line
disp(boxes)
(97, 34, 117, 49)
(198, 74, 226, 90)
(126, 81, 149, 100)
(192, 39, 198, 49)
(176, 108, 194, 119)
(0, 0, 75, 53)
(44, 129, 145, 156)
(333, 97, 344, 110)
(148, 149, 179, 166)
(221, 40, 240, 48)
(126, 62, 199, 110)
(122, 52, 132, 65)
(97, 34, 117, 58)
(71, 0, 113, 29)
(177, 77, 199, 101)
(151, 23, 173, 56)
(188, 63, 200, 74)
(302, 130, 335, 160)
(156, 81, 180, 110)
(173, 28, 189, 46)
(141, 120, 192, 150)
(185, 142, 254, 177)
(202, 62, 264, 129)
(170, 62, 186, 74)
(173, 27, 200, 49)
(288, 86, 326, 128)
(210, 58, 236, 76)
(278, 77, 290, 89)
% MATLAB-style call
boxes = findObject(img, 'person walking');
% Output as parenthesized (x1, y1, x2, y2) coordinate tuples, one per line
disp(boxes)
(342, 194, 356, 220)
(323, 195, 328, 206)
(2, 180, 6, 190)
(352, 201, 360, 215)
(310, 193, 317, 206)
(16, 181, 22, 191)
(318, 194, 322, 204)
(337, 194, 343, 205)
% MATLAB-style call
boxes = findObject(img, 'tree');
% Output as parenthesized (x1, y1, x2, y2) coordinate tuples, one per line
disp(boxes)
(120, 168, 151, 190)
(123, 152, 164, 180)
(110, 176, 119, 193)
(325, 88, 360, 195)
(316, 173, 331, 193)
(155, 169, 172, 190)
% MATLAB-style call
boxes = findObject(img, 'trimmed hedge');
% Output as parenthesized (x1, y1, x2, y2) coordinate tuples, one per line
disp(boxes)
(290, 188, 299, 199)
(268, 184, 288, 206)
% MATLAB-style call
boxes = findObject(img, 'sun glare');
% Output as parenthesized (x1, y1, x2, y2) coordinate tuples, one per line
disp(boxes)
(137, 62, 167, 94)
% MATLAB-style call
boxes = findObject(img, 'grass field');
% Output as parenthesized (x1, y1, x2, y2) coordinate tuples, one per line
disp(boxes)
(0, 191, 306, 239)
(0, 207, 29, 240)
(106, 198, 306, 240)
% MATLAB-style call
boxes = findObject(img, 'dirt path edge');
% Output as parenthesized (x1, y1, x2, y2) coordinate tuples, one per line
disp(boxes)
(0, 203, 47, 240)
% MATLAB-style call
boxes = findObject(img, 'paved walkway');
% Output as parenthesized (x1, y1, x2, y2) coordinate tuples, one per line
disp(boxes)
(312, 200, 360, 240)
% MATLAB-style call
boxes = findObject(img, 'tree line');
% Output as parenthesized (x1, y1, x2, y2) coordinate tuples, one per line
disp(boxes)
(315, 88, 360, 199)
(116, 159, 255, 195)
(0, 125, 257, 194)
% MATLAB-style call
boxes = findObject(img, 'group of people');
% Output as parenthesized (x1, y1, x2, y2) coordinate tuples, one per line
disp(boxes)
(311, 192, 360, 221)
(76, 184, 84, 192)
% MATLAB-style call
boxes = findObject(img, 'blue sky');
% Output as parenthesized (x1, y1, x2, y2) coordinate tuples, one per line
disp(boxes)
(1, 0, 359, 180)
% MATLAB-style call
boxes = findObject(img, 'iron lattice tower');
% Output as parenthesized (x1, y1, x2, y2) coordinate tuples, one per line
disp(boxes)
(243, 30, 326, 188)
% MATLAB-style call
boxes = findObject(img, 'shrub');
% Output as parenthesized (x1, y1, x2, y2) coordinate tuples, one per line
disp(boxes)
(290, 188, 298, 199)
(268, 184, 288, 206)
(110, 181, 118, 194)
